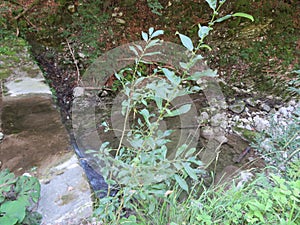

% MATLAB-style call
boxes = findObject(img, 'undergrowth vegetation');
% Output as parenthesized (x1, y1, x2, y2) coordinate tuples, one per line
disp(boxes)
(85, 1, 300, 224)
(0, 170, 41, 225)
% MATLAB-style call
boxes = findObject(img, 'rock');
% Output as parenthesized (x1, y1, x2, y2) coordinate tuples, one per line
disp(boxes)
(253, 115, 269, 132)
(214, 135, 228, 144)
(73, 87, 85, 97)
(78, 52, 86, 58)
(232, 115, 240, 121)
(115, 18, 126, 24)
(201, 126, 214, 139)
(289, 99, 296, 106)
(260, 103, 271, 112)
(198, 111, 209, 123)
(245, 98, 256, 107)
(278, 107, 289, 117)
(229, 100, 246, 114)
(37, 155, 93, 225)
(244, 124, 252, 130)
(228, 97, 235, 103)
(0, 132, 3, 141)
(210, 113, 227, 127)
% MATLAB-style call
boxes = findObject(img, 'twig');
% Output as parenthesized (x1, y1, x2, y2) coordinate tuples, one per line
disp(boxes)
(66, 39, 81, 84)
(14, 0, 41, 20)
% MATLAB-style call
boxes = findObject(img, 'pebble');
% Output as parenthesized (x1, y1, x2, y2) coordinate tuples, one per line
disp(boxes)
(245, 98, 256, 107)
(201, 126, 214, 139)
(229, 100, 246, 114)
(260, 103, 271, 112)
(278, 107, 289, 117)
(115, 18, 126, 24)
(199, 111, 209, 122)
(210, 113, 227, 127)
(245, 124, 252, 130)
(289, 99, 296, 106)
(253, 115, 269, 132)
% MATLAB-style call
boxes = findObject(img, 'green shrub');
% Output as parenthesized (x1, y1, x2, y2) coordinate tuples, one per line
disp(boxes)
(0, 169, 41, 225)
(89, 0, 253, 224)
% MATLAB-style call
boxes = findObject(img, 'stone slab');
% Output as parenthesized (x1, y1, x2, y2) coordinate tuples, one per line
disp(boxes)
(0, 36, 93, 224)
(38, 154, 93, 225)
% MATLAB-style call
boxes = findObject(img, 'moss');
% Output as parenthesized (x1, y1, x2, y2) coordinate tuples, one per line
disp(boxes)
(58, 193, 76, 205)
(0, 69, 11, 80)
(232, 126, 259, 142)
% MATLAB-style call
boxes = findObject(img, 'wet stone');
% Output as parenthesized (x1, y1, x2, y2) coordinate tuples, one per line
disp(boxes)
(229, 100, 246, 114)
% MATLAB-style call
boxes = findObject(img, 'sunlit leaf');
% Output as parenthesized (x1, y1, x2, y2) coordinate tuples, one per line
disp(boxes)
(176, 32, 194, 51)
(179, 62, 188, 70)
(184, 147, 196, 158)
(165, 104, 191, 117)
(187, 157, 204, 166)
(148, 27, 154, 35)
(142, 31, 148, 41)
(154, 96, 163, 110)
(129, 45, 139, 56)
(232, 12, 254, 22)
(175, 144, 188, 158)
(162, 68, 181, 86)
(188, 69, 218, 81)
(134, 44, 143, 52)
(205, 0, 217, 11)
(148, 39, 160, 47)
(198, 26, 212, 39)
(151, 30, 164, 38)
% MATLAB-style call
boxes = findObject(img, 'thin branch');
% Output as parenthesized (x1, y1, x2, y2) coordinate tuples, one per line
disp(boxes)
(66, 39, 81, 84)
(14, 0, 42, 20)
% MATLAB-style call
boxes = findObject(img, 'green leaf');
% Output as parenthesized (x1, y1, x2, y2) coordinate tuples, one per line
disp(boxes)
(187, 157, 203, 166)
(176, 32, 194, 51)
(165, 104, 191, 117)
(198, 26, 212, 39)
(142, 31, 148, 41)
(151, 30, 164, 38)
(175, 144, 188, 158)
(0, 216, 18, 225)
(214, 14, 232, 23)
(147, 39, 160, 47)
(185, 147, 196, 158)
(134, 44, 143, 52)
(174, 174, 189, 192)
(154, 96, 163, 110)
(200, 44, 212, 51)
(182, 162, 198, 180)
(205, 0, 217, 11)
(139, 108, 152, 126)
(162, 68, 181, 86)
(189, 69, 218, 81)
(179, 62, 188, 70)
(129, 45, 138, 56)
(0, 200, 26, 223)
(148, 27, 154, 35)
(232, 12, 254, 22)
